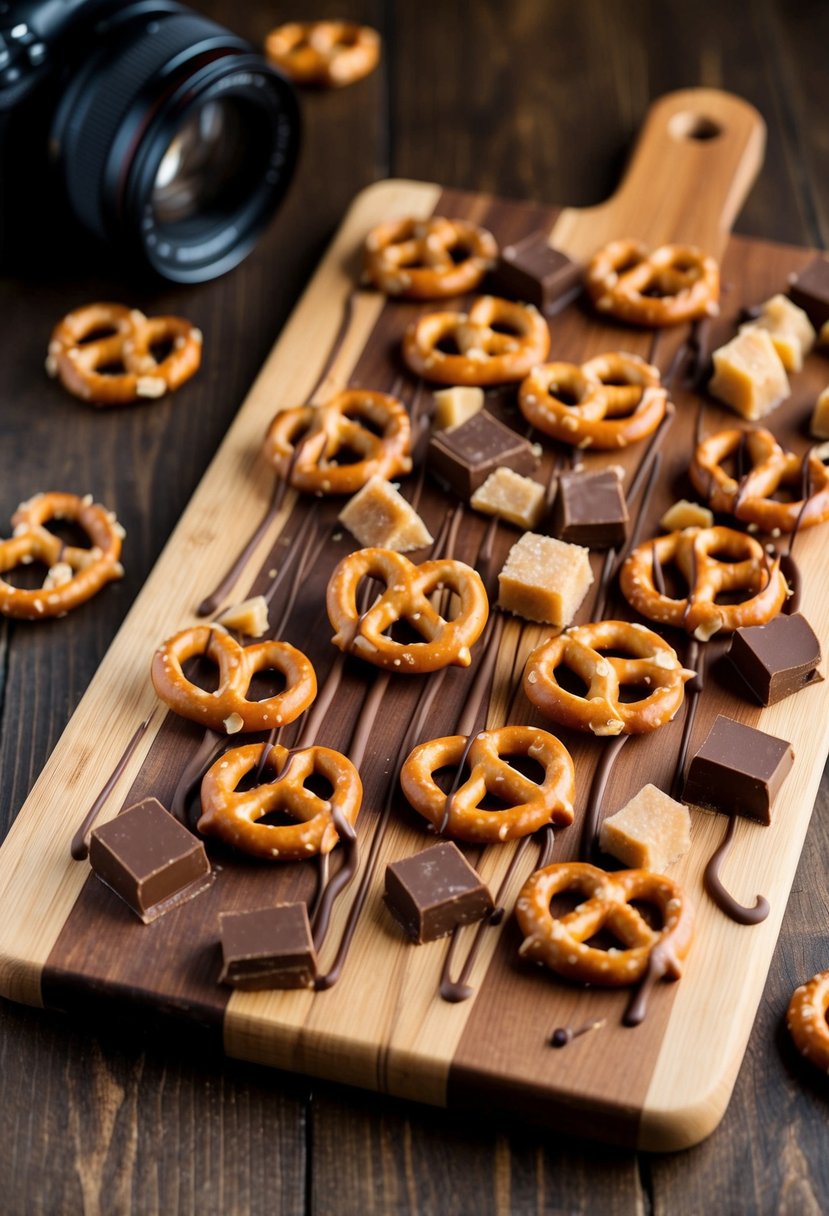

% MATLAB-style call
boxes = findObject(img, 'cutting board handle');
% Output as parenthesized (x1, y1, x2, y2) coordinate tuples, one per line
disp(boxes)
(551, 88, 766, 262)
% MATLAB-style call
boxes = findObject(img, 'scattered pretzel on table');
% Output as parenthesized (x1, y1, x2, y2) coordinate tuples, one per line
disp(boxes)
(264, 389, 412, 495)
(690, 427, 829, 533)
(585, 239, 720, 327)
(47, 302, 202, 406)
(787, 969, 829, 1072)
(199, 742, 362, 860)
(518, 351, 668, 448)
(151, 625, 317, 734)
(265, 21, 380, 88)
(515, 862, 694, 986)
(0, 492, 124, 619)
(402, 295, 550, 385)
(619, 525, 788, 640)
(523, 620, 694, 736)
(326, 547, 489, 672)
(363, 216, 498, 299)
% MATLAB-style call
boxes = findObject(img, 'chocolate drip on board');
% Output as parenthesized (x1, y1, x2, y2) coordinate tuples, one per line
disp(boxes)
(579, 733, 630, 863)
(622, 941, 681, 1027)
(780, 450, 813, 615)
(197, 476, 292, 617)
(549, 1017, 606, 1049)
(170, 728, 227, 826)
(311, 804, 360, 953)
(670, 638, 702, 801)
(70, 711, 157, 860)
(307, 288, 357, 401)
(703, 814, 770, 925)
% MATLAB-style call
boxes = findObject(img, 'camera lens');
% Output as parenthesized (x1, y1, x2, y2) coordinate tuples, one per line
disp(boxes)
(51, 6, 300, 282)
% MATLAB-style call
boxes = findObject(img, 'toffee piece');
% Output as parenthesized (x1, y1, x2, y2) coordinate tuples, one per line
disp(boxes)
(470, 466, 546, 529)
(432, 385, 484, 431)
(708, 329, 789, 421)
(218, 903, 318, 990)
(338, 476, 433, 552)
(788, 255, 829, 329)
(727, 613, 822, 706)
(811, 386, 829, 441)
(682, 715, 794, 824)
(492, 232, 583, 313)
(599, 784, 691, 873)
(498, 532, 594, 626)
(89, 797, 213, 924)
(427, 410, 539, 500)
(551, 467, 629, 548)
(385, 842, 494, 944)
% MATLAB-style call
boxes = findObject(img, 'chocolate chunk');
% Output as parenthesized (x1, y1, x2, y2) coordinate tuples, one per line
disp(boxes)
(551, 467, 629, 548)
(492, 232, 583, 313)
(385, 842, 494, 943)
(788, 255, 829, 328)
(682, 715, 794, 824)
(89, 797, 213, 923)
(427, 410, 539, 500)
(218, 903, 318, 990)
(727, 613, 822, 706)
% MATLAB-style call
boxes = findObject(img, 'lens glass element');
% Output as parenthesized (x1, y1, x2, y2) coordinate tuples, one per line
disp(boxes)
(151, 99, 247, 226)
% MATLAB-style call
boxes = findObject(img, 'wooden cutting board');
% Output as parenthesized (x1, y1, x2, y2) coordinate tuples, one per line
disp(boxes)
(1, 88, 827, 1152)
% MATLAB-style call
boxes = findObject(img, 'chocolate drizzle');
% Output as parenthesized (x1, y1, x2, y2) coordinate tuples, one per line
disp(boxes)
(670, 638, 702, 801)
(70, 711, 158, 860)
(197, 477, 292, 617)
(311, 803, 359, 954)
(622, 941, 681, 1027)
(549, 1017, 606, 1048)
(703, 814, 770, 925)
(170, 728, 226, 825)
(780, 450, 813, 615)
(307, 288, 357, 401)
(579, 733, 630, 862)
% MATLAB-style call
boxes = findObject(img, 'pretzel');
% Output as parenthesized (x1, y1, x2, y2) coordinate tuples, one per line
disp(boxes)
(0, 492, 124, 619)
(151, 625, 316, 734)
(518, 352, 668, 449)
(690, 428, 829, 533)
(199, 742, 362, 860)
(265, 21, 380, 87)
(619, 526, 788, 640)
(264, 389, 412, 495)
(47, 303, 202, 406)
(402, 295, 550, 385)
(400, 726, 575, 843)
(787, 970, 829, 1072)
(515, 862, 693, 986)
(523, 620, 694, 736)
(585, 240, 720, 327)
(364, 216, 498, 299)
(326, 547, 488, 672)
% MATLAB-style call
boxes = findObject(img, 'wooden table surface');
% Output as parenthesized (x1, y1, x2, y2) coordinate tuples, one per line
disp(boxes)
(1, 1, 827, 1211)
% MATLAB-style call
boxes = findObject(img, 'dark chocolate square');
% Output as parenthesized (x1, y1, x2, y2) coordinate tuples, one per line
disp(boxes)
(385, 842, 494, 943)
(89, 797, 213, 924)
(728, 613, 822, 706)
(219, 903, 318, 990)
(428, 410, 539, 500)
(682, 715, 794, 824)
(788, 255, 829, 328)
(551, 467, 629, 548)
(492, 232, 583, 313)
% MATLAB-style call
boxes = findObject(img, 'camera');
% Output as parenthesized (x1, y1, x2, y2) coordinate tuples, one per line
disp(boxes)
(0, 1, 300, 282)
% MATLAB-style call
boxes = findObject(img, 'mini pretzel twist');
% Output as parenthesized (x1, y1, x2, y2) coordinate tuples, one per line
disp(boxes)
(265, 21, 380, 87)
(400, 726, 575, 843)
(619, 526, 788, 640)
(363, 216, 498, 298)
(402, 295, 550, 385)
(518, 351, 668, 449)
(585, 240, 720, 327)
(47, 303, 202, 406)
(787, 969, 829, 1072)
(263, 389, 412, 495)
(326, 547, 489, 672)
(151, 625, 317, 734)
(199, 742, 362, 860)
(523, 620, 693, 736)
(515, 862, 694, 986)
(0, 492, 124, 619)
(690, 428, 829, 533)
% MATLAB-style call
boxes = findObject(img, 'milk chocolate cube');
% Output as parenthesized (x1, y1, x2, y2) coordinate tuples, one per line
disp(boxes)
(728, 613, 822, 706)
(385, 842, 494, 944)
(788, 255, 829, 329)
(427, 410, 539, 500)
(552, 467, 628, 548)
(682, 715, 794, 824)
(498, 531, 594, 626)
(219, 903, 318, 990)
(708, 329, 789, 420)
(492, 233, 582, 313)
(89, 797, 213, 924)
(599, 784, 691, 873)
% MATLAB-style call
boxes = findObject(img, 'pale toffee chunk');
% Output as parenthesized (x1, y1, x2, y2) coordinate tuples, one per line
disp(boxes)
(708, 329, 789, 421)
(338, 476, 432, 552)
(498, 532, 593, 626)
(470, 467, 546, 529)
(599, 784, 691, 873)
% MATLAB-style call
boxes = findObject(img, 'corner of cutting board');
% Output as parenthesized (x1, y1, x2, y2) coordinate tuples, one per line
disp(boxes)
(636, 1070, 735, 1152)
(342, 178, 443, 226)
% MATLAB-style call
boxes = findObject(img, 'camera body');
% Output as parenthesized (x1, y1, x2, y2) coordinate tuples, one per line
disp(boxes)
(0, 1, 300, 282)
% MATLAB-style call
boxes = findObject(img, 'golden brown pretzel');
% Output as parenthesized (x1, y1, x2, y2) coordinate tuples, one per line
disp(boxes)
(400, 726, 575, 843)
(518, 352, 667, 449)
(585, 239, 720, 327)
(690, 428, 829, 533)
(523, 620, 693, 736)
(265, 21, 380, 87)
(402, 295, 550, 385)
(787, 969, 829, 1071)
(0, 492, 124, 619)
(48, 302, 202, 406)
(363, 216, 498, 298)
(619, 526, 788, 640)
(199, 742, 362, 859)
(263, 389, 412, 495)
(151, 625, 317, 733)
(515, 862, 694, 986)
(326, 547, 489, 672)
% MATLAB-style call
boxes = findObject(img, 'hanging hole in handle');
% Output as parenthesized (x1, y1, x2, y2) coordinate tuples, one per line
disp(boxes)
(668, 112, 723, 142)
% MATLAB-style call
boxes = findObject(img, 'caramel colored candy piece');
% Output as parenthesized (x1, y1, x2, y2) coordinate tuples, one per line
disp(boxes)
(338, 476, 433, 552)
(216, 596, 269, 638)
(708, 329, 789, 420)
(432, 385, 484, 431)
(810, 387, 829, 441)
(660, 499, 714, 531)
(740, 294, 815, 372)
(470, 467, 546, 529)
(820, 320, 829, 347)
(498, 532, 593, 626)
(599, 784, 691, 873)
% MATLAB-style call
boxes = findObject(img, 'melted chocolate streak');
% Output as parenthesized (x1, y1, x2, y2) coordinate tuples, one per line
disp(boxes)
(70, 711, 158, 859)
(704, 815, 770, 925)
(670, 638, 701, 802)
(623, 941, 681, 1027)
(579, 733, 630, 863)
